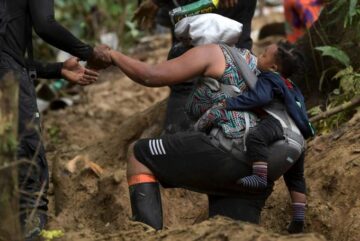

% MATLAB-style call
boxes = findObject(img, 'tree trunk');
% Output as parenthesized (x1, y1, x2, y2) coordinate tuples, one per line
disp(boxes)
(294, 0, 360, 107)
(0, 72, 21, 241)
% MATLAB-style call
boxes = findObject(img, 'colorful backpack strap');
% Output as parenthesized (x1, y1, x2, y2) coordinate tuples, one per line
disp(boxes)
(219, 44, 258, 91)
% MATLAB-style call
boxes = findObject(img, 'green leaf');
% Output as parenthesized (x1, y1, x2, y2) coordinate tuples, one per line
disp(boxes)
(333, 66, 354, 79)
(329, 0, 346, 14)
(308, 106, 322, 116)
(349, 0, 359, 18)
(332, 88, 340, 95)
(315, 46, 350, 67)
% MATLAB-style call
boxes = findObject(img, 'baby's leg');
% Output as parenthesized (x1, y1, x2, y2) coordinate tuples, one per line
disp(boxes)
(238, 115, 284, 191)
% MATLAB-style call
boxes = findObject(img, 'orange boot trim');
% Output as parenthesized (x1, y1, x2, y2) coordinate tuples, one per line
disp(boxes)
(128, 174, 158, 186)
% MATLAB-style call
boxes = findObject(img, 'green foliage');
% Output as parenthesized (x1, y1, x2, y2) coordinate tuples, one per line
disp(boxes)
(315, 46, 350, 67)
(48, 125, 61, 144)
(334, 66, 360, 96)
(329, 0, 360, 27)
(311, 66, 360, 133)
(315, 45, 351, 90)
(34, 1, 141, 60)
(40, 229, 64, 241)
(0, 123, 18, 155)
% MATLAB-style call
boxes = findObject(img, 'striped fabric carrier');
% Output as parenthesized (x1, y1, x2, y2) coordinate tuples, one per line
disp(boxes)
(185, 45, 260, 139)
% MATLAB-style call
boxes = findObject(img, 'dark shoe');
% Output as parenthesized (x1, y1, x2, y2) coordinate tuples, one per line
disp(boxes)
(287, 220, 304, 234)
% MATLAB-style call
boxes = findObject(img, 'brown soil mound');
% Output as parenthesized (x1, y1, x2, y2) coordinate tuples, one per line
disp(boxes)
(262, 113, 360, 241)
(42, 33, 360, 241)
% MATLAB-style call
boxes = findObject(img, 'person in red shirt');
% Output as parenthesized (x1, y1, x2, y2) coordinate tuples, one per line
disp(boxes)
(284, 0, 324, 43)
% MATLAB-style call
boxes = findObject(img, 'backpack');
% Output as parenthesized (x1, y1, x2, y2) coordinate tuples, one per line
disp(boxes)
(221, 44, 315, 139)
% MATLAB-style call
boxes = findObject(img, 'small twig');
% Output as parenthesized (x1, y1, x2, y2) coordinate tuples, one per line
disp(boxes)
(28, 181, 47, 223)
(0, 159, 34, 171)
(310, 95, 360, 122)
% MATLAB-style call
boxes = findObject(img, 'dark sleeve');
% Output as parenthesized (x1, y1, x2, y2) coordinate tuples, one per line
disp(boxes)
(283, 152, 306, 194)
(27, 59, 63, 79)
(225, 79, 274, 111)
(28, 0, 93, 60)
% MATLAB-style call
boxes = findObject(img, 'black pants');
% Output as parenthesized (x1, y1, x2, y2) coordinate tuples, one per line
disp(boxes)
(0, 52, 49, 212)
(134, 132, 272, 223)
(246, 115, 284, 162)
(208, 195, 265, 224)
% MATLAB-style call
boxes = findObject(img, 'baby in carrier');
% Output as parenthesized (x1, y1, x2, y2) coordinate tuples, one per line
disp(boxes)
(196, 41, 314, 191)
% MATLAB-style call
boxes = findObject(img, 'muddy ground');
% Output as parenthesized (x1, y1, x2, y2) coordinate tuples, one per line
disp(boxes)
(41, 12, 360, 241)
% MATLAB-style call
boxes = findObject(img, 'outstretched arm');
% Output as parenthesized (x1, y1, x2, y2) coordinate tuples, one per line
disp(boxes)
(29, 0, 93, 60)
(29, 0, 111, 69)
(109, 44, 226, 87)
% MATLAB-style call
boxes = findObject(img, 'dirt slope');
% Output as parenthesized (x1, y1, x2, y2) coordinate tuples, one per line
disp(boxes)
(42, 33, 359, 241)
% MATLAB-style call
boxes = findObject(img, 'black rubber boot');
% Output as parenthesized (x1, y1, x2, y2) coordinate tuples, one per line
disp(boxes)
(129, 182, 163, 230)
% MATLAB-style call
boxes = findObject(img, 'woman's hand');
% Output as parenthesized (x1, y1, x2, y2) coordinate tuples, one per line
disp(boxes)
(61, 57, 99, 85)
(87, 44, 112, 70)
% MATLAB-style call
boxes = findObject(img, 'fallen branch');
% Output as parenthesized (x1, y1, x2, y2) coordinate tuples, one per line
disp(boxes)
(310, 96, 360, 122)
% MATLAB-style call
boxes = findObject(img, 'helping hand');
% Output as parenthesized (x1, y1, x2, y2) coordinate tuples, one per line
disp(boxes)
(132, 0, 159, 30)
(61, 57, 99, 86)
(219, 0, 238, 8)
(287, 220, 305, 234)
(87, 44, 112, 70)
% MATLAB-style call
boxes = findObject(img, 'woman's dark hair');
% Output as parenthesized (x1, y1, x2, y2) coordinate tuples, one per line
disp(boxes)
(275, 41, 305, 78)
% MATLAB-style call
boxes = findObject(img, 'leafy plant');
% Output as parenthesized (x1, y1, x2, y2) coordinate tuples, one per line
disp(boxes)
(34, 1, 141, 61)
(315, 45, 351, 90)
(329, 0, 360, 27)
(48, 125, 61, 144)
(312, 40, 359, 133)
(315, 46, 350, 67)
(40, 229, 64, 241)
(310, 65, 360, 133)
(335, 66, 360, 90)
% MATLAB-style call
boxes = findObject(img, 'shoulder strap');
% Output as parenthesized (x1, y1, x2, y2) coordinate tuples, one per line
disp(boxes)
(220, 44, 259, 91)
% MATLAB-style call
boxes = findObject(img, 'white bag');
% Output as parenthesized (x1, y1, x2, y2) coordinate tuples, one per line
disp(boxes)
(174, 13, 243, 46)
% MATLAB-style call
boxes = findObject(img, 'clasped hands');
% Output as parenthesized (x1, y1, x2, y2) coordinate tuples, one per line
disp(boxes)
(60, 44, 112, 86)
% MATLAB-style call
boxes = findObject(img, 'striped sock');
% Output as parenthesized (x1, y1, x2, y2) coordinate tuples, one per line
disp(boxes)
(127, 173, 158, 187)
(292, 202, 306, 221)
(238, 162, 267, 191)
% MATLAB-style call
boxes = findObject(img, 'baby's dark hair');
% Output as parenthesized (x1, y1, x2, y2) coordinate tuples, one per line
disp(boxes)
(275, 41, 304, 78)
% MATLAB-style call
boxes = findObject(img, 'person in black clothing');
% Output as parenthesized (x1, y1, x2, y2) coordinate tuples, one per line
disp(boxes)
(134, 0, 258, 134)
(0, 0, 111, 239)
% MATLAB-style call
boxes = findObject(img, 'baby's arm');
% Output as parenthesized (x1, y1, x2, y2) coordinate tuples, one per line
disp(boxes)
(224, 78, 273, 111)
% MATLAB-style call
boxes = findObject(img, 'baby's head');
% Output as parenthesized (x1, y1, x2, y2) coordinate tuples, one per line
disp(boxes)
(257, 41, 302, 78)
